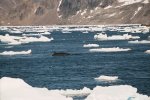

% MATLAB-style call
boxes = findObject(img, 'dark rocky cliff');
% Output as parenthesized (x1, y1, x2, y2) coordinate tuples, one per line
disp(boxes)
(59, 0, 116, 17)
(0, 0, 150, 25)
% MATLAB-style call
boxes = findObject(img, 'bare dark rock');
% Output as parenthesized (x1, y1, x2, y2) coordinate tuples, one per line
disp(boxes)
(35, 7, 45, 16)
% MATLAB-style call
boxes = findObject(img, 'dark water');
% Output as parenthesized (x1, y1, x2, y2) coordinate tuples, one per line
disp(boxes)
(0, 31, 150, 96)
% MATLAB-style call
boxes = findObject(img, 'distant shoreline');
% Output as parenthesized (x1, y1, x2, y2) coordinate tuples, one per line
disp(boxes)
(0, 24, 147, 27)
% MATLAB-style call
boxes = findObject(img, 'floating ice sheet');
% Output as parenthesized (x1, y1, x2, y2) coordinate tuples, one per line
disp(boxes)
(83, 44, 99, 48)
(0, 49, 31, 55)
(86, 85, 150, 100)
(94, 33, 140, 40)
(0, 34, 22, 45)
(52, 87, 91, 97)
(145, 50, 150, 54)
(20, 35, 53, 43)
(0, 77, 72, 100)
(94, 75, 118, 81)
(0, 34, 53, 45)
(0, 77, 149, 100)
(89, 47, 131, 52)
(128, 40, 150, 44)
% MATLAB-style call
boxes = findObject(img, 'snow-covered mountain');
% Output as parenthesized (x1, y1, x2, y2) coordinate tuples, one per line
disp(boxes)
(0, 0, 150, 25)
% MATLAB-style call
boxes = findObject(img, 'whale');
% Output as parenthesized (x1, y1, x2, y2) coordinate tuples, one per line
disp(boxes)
(52, 52, 80, 56)
(52, 52, 71, 56)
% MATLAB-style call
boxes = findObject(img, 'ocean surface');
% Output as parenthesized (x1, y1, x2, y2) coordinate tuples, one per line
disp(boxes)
(0, 28, 150, 99)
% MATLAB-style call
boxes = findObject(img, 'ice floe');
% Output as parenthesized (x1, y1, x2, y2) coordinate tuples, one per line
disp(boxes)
(89, 47, 131, 52)
(83, 44, 99, 48)
(40, 31, 51, 35)
(5, 46, 14, 48)
(8, 29, 22, 34)
(85, 85, 150, 100)
(1, 77, 149, 100)
(94, 33, 140, 40)
(0, 77, 72, 100)
(0, 34, 22, 45)
(24, 32, 51, 36)
(20, 35, 53, 43)
(145, 50, 150, 54)
(0, 49, 31, 55)
(0, 34, 53, 45)
(23, 33, 41, 36)
(94, 75, 119, 81)
(128, 40, 150, 44)
(52, 87, 91, 97)
(62, 31, 72, 34)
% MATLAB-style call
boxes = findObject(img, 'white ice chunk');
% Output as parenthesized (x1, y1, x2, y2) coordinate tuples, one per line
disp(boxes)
(40, 31, 51, 35)
(128, 40, 150, 44)
(1, 77, 149, 100)
(9, 30, 22, 34)
(0, 34, 22, 45)
(86, 85, 150, 100)
(0, 49, 32, 55)
(52, 87, 91, 97)
(0, 77, 72, 100)
(83, 44, 99, 48)
(0, 34, 53, 45)
(94, 33, 140, 40)
(20, 35, 53, 43)
(145, 50, 150, 54)
(95, 75, 118, 81)
(89, 47, 131, 52)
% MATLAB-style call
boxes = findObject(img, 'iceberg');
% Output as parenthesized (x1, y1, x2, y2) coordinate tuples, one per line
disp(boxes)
(86, 85, 150, 100)
(94, 33, 140, 40)
(0, 49, 32, 55)
(145, 50, 150, 54)
(89, 47, 131, 52)
(94, 75, 118, 81)
(0, 77, 72, 100)
(83, 44, 99, 48)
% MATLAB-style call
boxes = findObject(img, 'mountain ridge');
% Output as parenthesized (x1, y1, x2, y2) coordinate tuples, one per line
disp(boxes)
(0, 0, 150, 25)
